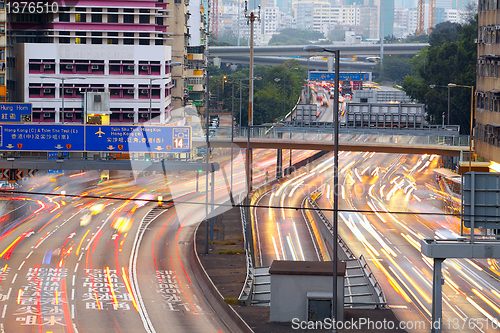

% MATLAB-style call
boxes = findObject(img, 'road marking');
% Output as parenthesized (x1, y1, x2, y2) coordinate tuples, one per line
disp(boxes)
(71, 304, 75, 319)
(6, 288, 11, 300)
(389, 305, 407, 309)
(71, 288, 74, 300)
(72, 275, 76, 286)
(78, 253, 84, 261)
(1, 304, 6, 318)
(26, 251, 33, 259)
(74, 263, 79, 273)
(18, 261, 25, 270)
(11, 274, 17, 283)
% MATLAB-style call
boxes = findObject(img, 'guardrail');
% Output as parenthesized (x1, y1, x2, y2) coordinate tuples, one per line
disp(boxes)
(308, 190, 386, 309)
(238, 195, 255, 305)
(359, 254, 387, 308)
(200, 125, 470, 148)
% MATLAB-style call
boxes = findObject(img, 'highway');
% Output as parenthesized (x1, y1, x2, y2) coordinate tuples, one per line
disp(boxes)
(0, 144, 320, 333)
(251, 145, 500, 332)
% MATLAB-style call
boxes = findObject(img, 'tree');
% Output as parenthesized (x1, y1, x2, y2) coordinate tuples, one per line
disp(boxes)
(212, 59, 307, 126)
(268, 29, 325, 45)
(428, 21, 462, 47)
(402, 17, 477, 132)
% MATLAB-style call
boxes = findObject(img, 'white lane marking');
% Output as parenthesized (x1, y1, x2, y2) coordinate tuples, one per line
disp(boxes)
(71, 304, 75, 319)
(72, 275, 76, 286)
(11, 274, 17, 283)
(271, 236, 281, 260)
(292, 221, 305, 261)
(129, 208, 169, 333)
(286, 236, 297, 261)
(74, 263, 79, 273)
(1, 305, 6, 318)
(26, 251, 33, 259)
(71, 288, 75, 301)
(6, 288, 11, 300)
(85, 208, 118, 251)
(78, 253, 84, 261)
(18, 261, 25, 270)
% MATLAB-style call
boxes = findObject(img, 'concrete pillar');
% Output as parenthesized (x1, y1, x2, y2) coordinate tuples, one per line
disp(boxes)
(276, 148, 282, 179)
(431, 258, 444, 333)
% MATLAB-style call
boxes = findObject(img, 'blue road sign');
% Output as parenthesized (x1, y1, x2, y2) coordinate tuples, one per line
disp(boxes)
(0, 103, 32, 122)
(47, 170, 65, 174)
(0, 124, 84, 151)
(85, 125, 192, 153)
(309, 72, 370, 81)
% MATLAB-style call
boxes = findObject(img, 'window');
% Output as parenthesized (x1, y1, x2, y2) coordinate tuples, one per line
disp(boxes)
(124, 15, 134, 23)
(139, 32, 150, 45)
(139, 9, 150, 23)
(59, 31, 70, 44)
(59, 10, 70, 22)
(91, 14, 102, 22)
(123, 32, 134, 45)
(91, 32, 102, 44)
(108, 14, 118, 23)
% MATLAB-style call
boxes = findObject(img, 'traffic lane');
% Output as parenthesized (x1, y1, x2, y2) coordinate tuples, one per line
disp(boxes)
(0, 197, 116, 333)
(138, 204, 229, 332)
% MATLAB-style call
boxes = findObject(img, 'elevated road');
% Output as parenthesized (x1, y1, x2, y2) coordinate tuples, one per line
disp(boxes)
(210, 43, 428, 58)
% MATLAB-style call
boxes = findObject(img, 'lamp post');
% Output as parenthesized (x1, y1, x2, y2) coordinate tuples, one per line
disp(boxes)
(448, 83, 475, 172)
(236, 77, 262, 133)
(40, 76, 86, 122)
(429, 84, 450, 126)
(304, 45, 339, 328)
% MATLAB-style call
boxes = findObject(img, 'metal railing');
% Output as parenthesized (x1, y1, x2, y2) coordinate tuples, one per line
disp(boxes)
(198, 125, 470, 148)
(358, 254, 387, 308)
(238, 194, 255, 305)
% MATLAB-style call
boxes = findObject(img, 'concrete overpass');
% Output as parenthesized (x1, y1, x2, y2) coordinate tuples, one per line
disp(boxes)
(217, 56, 377, 71)
(194, 137, 466, 156)
(209, 43, 428, 58)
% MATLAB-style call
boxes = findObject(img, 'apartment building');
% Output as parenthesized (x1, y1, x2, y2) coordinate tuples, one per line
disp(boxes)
(475, 0, 500, 163)
(0, 1, 5, 103)
(8, 1, 176, 124)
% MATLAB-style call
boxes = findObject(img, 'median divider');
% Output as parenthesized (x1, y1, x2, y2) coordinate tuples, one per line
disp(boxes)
(191, 216, 254, 333)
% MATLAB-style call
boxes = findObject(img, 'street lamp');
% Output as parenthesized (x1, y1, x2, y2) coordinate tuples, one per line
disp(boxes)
(448, 83, 475, 172)
(235, 77, 262, 133)
(429, 84, 450, 126)
(40, 75, 86, 122)
(304, 45, 340, 327)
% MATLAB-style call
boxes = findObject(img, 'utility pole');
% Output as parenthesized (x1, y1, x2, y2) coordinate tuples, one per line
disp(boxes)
(244, 1, 260, 128)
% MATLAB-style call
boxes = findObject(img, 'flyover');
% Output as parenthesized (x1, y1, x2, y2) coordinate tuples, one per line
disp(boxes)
(193, 127, 469, 157)
(209, 43, 428, 58)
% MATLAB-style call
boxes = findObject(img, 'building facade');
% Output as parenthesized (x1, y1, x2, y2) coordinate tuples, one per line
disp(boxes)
(475, 0, 500, 163)
(7, 1, 176, 124)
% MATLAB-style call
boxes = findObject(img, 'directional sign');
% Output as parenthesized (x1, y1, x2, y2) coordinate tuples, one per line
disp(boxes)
(15, 169, 23, 180)
(0, 169, 9, 180)
(309, 72, 371, 82)
(0, 103, 32, 122)
(0, 124, 84, 151)
(27, 169, 36, 178)
(85, 125, 192, 153)
(47, 170, 64, 174)
(0, 124, 191, 153)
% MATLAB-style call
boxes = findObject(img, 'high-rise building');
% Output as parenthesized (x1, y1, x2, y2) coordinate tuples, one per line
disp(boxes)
(475, 0, 500, 163)
(0, 1, 5, 103)
(7, 1, 175, 124)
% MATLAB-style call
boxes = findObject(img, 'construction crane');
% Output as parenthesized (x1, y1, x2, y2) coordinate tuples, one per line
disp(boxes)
(416, 0, 435, 36)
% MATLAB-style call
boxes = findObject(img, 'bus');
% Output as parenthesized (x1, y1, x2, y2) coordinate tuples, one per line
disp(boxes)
(433, 168, 461, 214)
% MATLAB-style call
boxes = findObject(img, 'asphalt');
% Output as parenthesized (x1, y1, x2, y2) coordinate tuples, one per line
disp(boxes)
(196, 208, 408, 333)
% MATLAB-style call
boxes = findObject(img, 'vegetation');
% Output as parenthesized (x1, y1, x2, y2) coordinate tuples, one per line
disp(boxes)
(401, 18, 477, 132)
(209, 59, 307, 126)
(268, 29, 325, 45)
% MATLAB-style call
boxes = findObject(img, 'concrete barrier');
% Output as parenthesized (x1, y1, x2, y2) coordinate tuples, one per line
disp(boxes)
(190, 222, 254, 333)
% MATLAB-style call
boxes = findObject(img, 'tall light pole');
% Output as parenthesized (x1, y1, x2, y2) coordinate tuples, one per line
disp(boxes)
(448, 83, 475, 172)
(304, 45, 339, 328)
(244, 1, 260, 128)
(40, 75, 86, 122)
(237, 77, 262, 133)
(429, 84, 450, 126)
